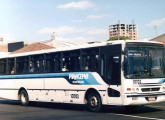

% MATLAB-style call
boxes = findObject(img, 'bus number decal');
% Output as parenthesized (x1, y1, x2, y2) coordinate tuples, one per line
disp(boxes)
(133, 80, 141, 84)
(70, 94, 79, 99)
(69, 74, 89, 80)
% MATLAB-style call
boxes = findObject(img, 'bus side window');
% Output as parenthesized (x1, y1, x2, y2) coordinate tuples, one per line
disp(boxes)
(71, 56, 80, 71)
(8, 58, 15, 75)
(0, 59, 7, 75)
(16, 56, 29, 74)
(82, 48, 99, 71)
(82, 55, 89, 70)
(62, 50, 80, 72)
(107, 56, 112, 80)
(45, 53, 55, 72)
(54, 57, 61, 72)
(93, 54, 99, 70)
(70, 50, 80, 71)
(29, 55, 44, 73)
(107, 55, 121, 85)
(100, 55, 105, 79)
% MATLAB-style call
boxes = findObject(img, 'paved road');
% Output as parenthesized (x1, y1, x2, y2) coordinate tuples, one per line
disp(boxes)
(0, 100, 165, 120)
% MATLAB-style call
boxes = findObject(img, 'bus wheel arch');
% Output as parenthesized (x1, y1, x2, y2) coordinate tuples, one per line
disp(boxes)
(85, 88, 102, 112)
(18, 88, 29, 106)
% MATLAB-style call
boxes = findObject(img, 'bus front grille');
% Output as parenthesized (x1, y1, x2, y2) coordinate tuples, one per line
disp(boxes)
(141, 88, 160, 92)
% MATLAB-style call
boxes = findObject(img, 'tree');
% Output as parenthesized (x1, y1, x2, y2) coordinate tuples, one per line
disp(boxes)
(107, 36, 130, 41)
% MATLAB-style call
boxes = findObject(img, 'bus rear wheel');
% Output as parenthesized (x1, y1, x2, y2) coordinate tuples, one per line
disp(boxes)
(20, 90, 29, 106)
(87, 93, 102, 112)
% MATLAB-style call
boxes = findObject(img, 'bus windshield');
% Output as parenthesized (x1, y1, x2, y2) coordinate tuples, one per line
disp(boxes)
(124, 44, 165, 79)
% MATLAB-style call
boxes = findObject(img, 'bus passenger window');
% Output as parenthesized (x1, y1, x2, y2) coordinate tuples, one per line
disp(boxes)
(23, 62, 29, 74)
(29, 55, 44, 73)
(46, 53, 62, 73)
(45, 60, 52, 72)
(82, 56, 90, 71)
(54, 58, 61, 72)
(8, 58, 15, 75)
(16, 57, 29, 74)
(0, 59, 7, 75)
(62, 50, 80, 72)
(94, 54, 99, 70)
(82, 48, 99, 71)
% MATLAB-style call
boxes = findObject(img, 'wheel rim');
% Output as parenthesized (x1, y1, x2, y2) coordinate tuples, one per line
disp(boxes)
(90, 96, 98, 107)
(21, 92, 27, 104)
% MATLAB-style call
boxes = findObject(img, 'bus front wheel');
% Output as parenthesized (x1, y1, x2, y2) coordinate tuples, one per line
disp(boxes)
(20, 90, 29, 106)
(87, 93, 102, 112)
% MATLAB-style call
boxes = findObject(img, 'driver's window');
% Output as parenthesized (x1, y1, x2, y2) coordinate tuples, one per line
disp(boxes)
(107, 54, 121, 85)
(107, 56, 112, 80)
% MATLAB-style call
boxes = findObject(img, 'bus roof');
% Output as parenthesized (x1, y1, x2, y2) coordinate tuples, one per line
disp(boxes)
(1, 40, 164, 58)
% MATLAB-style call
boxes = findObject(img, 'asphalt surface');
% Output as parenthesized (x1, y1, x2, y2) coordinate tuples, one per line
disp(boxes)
(0, 100, 165, 120)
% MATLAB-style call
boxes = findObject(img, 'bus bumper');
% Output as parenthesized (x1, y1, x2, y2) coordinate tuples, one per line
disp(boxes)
(123, 93, 165, 105)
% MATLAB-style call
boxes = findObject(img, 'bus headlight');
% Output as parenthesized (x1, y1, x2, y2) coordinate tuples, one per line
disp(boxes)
(136, 88, 139, 91)
(127, 88, 139, 92)
(162, 87, 165, 90)
(132, 88, 135, 91)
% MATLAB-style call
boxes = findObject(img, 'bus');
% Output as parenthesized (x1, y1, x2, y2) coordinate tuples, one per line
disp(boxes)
(0, 40, 165, 112)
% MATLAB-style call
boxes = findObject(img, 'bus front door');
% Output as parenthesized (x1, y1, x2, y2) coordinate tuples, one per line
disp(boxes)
(100, 45, 122, 105)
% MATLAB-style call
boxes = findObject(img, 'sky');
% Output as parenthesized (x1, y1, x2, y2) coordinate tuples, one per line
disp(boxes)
(0, 0, 165, 43)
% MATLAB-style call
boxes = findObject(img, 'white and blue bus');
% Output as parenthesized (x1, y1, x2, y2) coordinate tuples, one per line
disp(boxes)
(0, 40, 165, 112)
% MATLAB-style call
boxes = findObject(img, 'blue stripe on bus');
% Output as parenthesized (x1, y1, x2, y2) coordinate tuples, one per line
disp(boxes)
(159, 79, 165, 83)
(0, 72, 101, 85)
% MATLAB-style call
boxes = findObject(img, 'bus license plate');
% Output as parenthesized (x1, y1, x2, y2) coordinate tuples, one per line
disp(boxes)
(148, 97, 156, 101)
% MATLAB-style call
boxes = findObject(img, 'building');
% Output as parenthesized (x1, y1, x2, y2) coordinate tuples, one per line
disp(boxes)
(109, 21, 138, 40)
(151, 33, 165, 45)
(11, 42, 54, 54)
(151, 33, 165, 42)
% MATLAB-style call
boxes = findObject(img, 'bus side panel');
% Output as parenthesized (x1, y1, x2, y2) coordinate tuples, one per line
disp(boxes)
(14, 78, 45, 101)
(0, 79, 18, 100)
(44, 78, 85, 104)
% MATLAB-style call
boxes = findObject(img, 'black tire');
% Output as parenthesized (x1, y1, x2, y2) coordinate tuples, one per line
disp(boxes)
(20, 90, 29, 106)
(87, 92, 102, 112)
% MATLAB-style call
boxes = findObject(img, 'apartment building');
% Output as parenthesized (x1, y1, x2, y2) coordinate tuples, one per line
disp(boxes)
(109, 22, 138, 40)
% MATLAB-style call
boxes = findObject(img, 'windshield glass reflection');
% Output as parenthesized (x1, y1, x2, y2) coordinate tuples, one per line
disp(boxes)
(125, 46, 165, 79)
